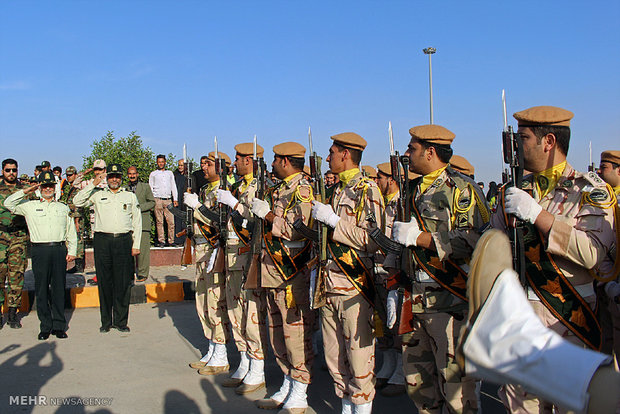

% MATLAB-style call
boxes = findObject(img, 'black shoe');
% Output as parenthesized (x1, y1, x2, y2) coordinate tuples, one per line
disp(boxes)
(113, 325, 130, 333)
(154, 242, 163, 248)
(100, 326, 111, 333)
(38, 331, 50, 340)
(51, 329, 68, 339)
(136, 275, 148, 282)
(8, 307, 21, 329)
(164, 242, 171, 247)
(87, 278, 98, 286)
(67, 266, 78, 274)
(0, 314, 3, 329)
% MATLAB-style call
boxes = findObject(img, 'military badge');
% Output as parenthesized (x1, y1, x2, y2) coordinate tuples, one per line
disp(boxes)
(588, 189, 609, 202)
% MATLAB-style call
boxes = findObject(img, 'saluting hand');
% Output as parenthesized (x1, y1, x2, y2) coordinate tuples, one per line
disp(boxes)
(23, 183, 40, 195)
(93, 172, 106, 186)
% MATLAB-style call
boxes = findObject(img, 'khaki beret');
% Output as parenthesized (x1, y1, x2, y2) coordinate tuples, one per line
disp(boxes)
(273, 142, 306, 158)
(408, 171, 421, 180)
(601, 150, 620, 165)
(235, 142, 265, 157)
(93, 159, 106, 169)
(409, 124, 455, 145)
(377, 162, 402, 177)
(207, 151, 231, 166)
(450, 155, 475, 176)
(361, 165, 377, 178)
(330, 132, 367, 151)
(513, 106, 574, 127)
(303, 165, 311, 175)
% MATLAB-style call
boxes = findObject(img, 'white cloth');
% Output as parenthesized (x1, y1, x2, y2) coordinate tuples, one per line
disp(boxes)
(148, 169, 178, 201)
(386, 290, 398, 329)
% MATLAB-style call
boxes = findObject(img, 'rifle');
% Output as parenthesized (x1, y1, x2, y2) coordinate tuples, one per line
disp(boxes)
(502, 90, 526, 286)
(587, 141, 596, 172)
(211, 136, 229, 273)
(181, 144, 194, 266)
(243, 135, 265, 289)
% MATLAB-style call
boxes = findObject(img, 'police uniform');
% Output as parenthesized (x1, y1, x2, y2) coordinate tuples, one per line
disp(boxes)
(253, 142, 315, 412)
(73, 163, 142, 331)
(387, 125, 487, 414)
(0, 173, 29, 328)
(5, 172, 77, 338)
(313, 133, 384, 411)
(60, 166, 86, 272)
(491, 107, 618, 413)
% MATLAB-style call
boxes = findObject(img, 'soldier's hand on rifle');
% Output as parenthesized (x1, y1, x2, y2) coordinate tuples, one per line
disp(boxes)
(504, 187, 543, 224)
(392, 220, 422, 247)
(216, 189, 239, 208)
(250, 198, 270, 219)
(312, 200, 340, 228)
(184, 193, 201, 209)
(386, 290, 398, 329)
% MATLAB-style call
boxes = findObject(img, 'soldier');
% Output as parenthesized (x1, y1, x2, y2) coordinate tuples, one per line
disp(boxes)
(387, 124, 487, 414)
(250, 142, 315, 413)
(216, 142, 268, 394)
(449, 155, 475, 180)
(73, 163, 141, 333)
(0, 158, 30, 329)
(310, 132, 383, 414)
(60, 166, 86, 273)
(361, 165, 377, 182)
(5, 171, 77, 339)
(183, 151, 232, 374)
(491, 106, 617, 413)
(373, 162, 406, 397)
(126, 166, 155, 282)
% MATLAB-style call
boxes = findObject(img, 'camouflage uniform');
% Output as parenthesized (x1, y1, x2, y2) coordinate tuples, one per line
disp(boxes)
(0, 179, 29, 309)
(60, 178, 85, 260)
(193, 182, 230, 345)
(260, 172, 315, 384)
(491, 164, 617, 414)
(226, 175, 267, 361)
(389, 165, 487, 414)
(323, 170, 384, 404)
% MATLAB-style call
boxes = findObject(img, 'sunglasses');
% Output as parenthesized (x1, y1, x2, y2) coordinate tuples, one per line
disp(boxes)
(93, 167, 104, 171)
(4, 168, 17, 173)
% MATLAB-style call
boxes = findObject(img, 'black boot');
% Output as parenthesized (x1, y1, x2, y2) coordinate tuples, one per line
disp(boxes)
(0, 313, 3, 329)
(75, 258, 85, 273)
(8, 307, 21, 329)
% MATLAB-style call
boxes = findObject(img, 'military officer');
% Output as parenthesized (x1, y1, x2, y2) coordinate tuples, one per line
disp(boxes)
(250, 142, 315, 413)
(73, 163, 141, 333)
(184, 151, 232, 374)
(216, 142, 268, 394)
(60, 166, 86, 273)
(387, 124, 487, 414)
(0, 158, 30, 329)
(310, 132, 384, 414)
(490, 107, 617, 413)
(5, 172, 77, 339)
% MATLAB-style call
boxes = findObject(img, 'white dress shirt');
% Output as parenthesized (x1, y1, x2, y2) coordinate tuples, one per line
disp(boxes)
(148, 169, 178, 201)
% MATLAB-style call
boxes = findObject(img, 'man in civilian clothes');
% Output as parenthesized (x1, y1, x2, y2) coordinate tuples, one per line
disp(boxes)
(149, 154, 178, 247)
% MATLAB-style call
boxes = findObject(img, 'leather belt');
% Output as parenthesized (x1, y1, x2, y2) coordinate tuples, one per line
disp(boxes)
(95, 231, 131, 238)
(32, 242, 64, 246)
(156, 197, 171, 200)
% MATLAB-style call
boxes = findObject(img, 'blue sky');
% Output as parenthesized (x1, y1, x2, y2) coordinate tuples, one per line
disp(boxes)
(1, 1, 619, 184)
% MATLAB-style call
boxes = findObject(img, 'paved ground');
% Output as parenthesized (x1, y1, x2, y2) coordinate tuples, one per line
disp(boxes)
(1, 301, 505, 414)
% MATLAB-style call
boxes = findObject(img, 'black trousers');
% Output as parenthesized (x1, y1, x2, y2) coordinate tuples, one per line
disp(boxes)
(93, 232, 133, 329)
(31, 244, 67, 332)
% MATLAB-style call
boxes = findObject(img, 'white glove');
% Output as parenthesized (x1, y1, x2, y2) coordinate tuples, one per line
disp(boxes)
(505, 187, 543, 224)
(392, 220, 422, 247)
(216, 189, 238, 208)
(251, 198, 271, 219)
(386, 290, 398, 329)
(183, 192, 201, 209)
(312, 200, 340, 228)
(604, 281, 620, 300)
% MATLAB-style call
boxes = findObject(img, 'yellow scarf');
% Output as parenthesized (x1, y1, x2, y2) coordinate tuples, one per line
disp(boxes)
(385, 191, 399, 205)
(240, 173, 254, 193)
(421, 166, 447, 194)
(534, 161, 566, 201)
(614, 186, 620, 196)
(205, 180, 219, 194)
(283, 172, 301, 185)
(339, 168, 359, 187)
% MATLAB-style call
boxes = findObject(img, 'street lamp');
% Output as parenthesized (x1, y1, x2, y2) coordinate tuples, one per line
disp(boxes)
(423, 47, 436, 124)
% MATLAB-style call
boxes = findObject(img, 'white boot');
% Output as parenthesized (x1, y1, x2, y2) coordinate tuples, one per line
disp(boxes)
(271, 374, 292, 403)
(201, 340, 215, 362)
(206, 343, 228, 367)
(282, 379, 308, 409)
(375, 348, 396, 380)
(463, 269, 611, 413)
(236, 357, 266, 394)
(341, 399, 353, 414)
(353, 401, 372, 414)
(231, 351, 250, 379)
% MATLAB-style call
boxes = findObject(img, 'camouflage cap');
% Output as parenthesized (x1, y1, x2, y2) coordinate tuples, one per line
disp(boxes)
(330, 132, 367, 151)
(513, 106, 574, 127)
(235, 143, 265, 157)
(273, 142, 306, 158)
(38, 171, 56, 184)
(450, 155, 475, 176)
(93, 159, 106, 169)
(19, 173, 29, 180)
(601, 150, 620, 165)
(66, 166, 77, 175)
(40, 160, 51, 168)
(206, 151, 232, 166)
(106, 163, 123, 176)
(409, 124, 455, 145)
(361, 165, 377, 178)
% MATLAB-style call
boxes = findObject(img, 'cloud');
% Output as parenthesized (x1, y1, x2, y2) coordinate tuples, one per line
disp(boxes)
(0, 81, 31, 90)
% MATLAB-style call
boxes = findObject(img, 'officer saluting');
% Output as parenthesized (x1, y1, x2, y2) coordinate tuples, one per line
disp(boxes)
(5, 171, 77, 339)
(73, 163, 141, 333)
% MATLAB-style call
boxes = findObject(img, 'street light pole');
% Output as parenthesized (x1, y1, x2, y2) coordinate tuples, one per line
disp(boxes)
(423, 47, 436, 124)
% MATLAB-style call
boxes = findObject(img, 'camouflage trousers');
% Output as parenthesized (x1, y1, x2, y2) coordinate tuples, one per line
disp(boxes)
(0, 233, 28, 308)
(225, 268, 267, 360)
(74, 217, 85, 259)
(266, 287, 315, 384)
(401, 312, 479, 414)
(321, 293, 375, 404)
(195, 245, 229, 344)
